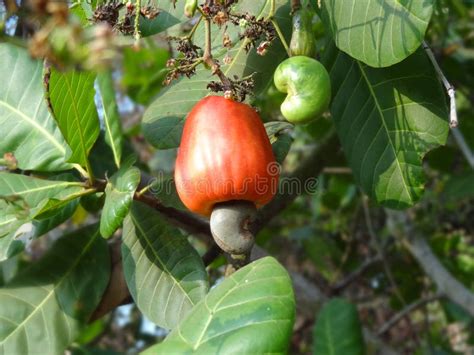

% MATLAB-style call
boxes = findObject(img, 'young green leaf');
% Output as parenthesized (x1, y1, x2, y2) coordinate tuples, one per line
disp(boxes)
(122, 201, 209, 330)
(97, 71, 123, 168)
(143, 257, 295, 354)
(323, 44, 449, 209)
(0, 44, 71, 172)
(100, 165, 140, 238)
(142, 0, 291, 149)
(313, 298, 365, 355)
(321, 0, 434, 67)
(0, 224, 110, 354)
(48, 68, 100, 171)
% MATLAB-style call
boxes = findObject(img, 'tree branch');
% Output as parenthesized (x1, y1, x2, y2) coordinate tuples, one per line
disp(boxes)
(90, 239, 131, 322)
(451, 127, 474, 169)
(387, 210, 474, 318)
(378, 293, 443, 336)
(330, 255, 382, 293)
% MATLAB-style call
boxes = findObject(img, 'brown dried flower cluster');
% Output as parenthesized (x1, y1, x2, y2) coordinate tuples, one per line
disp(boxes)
(92, 0, 160, 35)
(207, 74, 255, 102)
(164, 38, 202, 85)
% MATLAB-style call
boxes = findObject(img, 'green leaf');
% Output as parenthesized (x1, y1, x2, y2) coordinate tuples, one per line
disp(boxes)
(0, 172, 86, 216)
(100, 165, 140, 238)
(139, 1, 186, 37)
(122, 201, 209, 330)
(87, 132, 120, 179)
(32, 199, 79, 238)
(121, 46, 169, 105)
(143, 257, 295, 354)
(70, 1, 94, 27)
(323, 44, 449, 209)
(320, 0, 435, 67)
(97, 71, 123, 168)
(142, 0, 291, 149)
(0, 173, 88, 261)
(313, 298, 365, 355)
(0, 43, 71, 172)
(0, 224, 110, 354)
(265, 121, 294, 164)
(442, 172, 474, 202)
(48, 68, 100, 169)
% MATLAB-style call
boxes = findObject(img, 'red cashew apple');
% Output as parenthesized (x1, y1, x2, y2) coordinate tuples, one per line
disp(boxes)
(174, 95, 279, 254)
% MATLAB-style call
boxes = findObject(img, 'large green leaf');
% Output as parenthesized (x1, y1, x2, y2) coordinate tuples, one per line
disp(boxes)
(100, 165, 140, 238)
(122, 201, 209, 330)
(142, 0, 291, 149)
(323, 44, 449, 209)
(0, 224, 110, 354)
(313, 298, 365, 355)
(143, 257, 295, 354)
(321, 0, 435, 67)
(97, 71, 123, 169)
(48, 68, 100, 169)
(0, 172, 87, 216)
(0, 44, 71, 172)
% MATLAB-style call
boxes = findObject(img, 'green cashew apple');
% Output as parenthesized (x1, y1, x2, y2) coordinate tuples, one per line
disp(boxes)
(274, 56, 331, 124)
(289, 9, 316, 58)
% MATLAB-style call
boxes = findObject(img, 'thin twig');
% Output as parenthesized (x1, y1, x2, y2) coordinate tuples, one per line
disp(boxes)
(331, 255, 382, 293)
(362, 197, 406, 306)
(451, 128, 474, 169)
(270, 19, 290, 57)
(269, 0, 290, 57)
(322, 167, 352, 174)
(134, 0, 141, 43)
(185, 14, 203, 40)
(387, 210, 474, 317)
(378, 293, 443, 335)
(422, 41, 458, 128)
(361, 198, 424, 344)
(202, 243, 222, 266)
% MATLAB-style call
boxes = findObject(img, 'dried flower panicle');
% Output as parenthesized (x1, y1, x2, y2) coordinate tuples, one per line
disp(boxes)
(92, 0, 160, 35)
(164, 38, 203, 85)
(232, 13, 276, 53)
(92, 1, 122, 28)
(207, 74, 255, 102)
